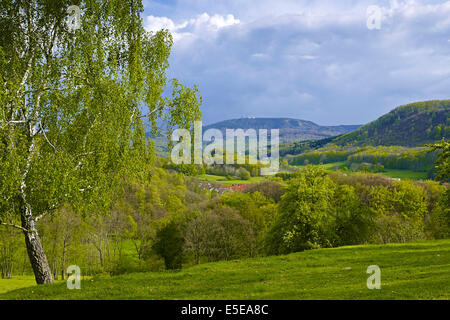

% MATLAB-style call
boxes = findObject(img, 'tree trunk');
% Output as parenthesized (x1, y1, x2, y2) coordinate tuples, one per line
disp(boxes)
(21, 209, 53, 284)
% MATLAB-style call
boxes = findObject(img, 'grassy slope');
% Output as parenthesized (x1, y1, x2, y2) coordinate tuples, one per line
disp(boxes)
(0, 276, 37, 294)
(1, 240, 449, 300)
(332, 100, 449, 147)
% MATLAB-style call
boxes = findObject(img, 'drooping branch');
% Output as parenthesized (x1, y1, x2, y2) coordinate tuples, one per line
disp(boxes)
(38, 122, 58, 152)
(0, 221, 31, 233)
(139, 102, 168, 118)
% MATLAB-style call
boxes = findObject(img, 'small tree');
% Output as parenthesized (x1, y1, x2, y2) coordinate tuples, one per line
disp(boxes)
(152, 220, 184, 270)
(0, 227, 22, 279)
(237, 168, 251, 181)
(428, 140, 450, 183)
(331, 185, 374, 246)
(265, 166, 335, 254)
(428, 140, 450, 235)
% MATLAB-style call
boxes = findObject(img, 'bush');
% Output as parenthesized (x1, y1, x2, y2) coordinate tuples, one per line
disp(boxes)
(368, 181, 428, 243)
(110, 255, 140, 276)
(425, 189, 450, 238)
(184, 207, 252, 262)
(244, 180, 285, 202)
(152, 220, 184, 270)
(237, 168, 251, 180)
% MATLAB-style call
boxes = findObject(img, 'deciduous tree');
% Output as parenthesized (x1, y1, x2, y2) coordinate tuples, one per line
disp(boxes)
(0, 0, 201, 284)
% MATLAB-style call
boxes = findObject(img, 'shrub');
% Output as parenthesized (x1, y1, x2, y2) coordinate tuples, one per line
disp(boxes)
(237, 168, 251, 180)
(152, 220, 184, 270)
(184, 207, 252, 262)
(244, 180, 285, 202)
(110, 255, 140, 276)
(368, 181, 428, 243)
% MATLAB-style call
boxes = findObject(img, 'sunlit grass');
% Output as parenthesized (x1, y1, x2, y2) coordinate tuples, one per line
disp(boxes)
(379, 169, 428, 180)
(198, 174, 266, 186)
(0, 276, 37, 294)
(2, 239, 448, 300)
(292, 162, 429, 181)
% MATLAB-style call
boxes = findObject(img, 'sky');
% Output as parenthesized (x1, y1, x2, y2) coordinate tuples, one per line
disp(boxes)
(142, 0, 450, 126)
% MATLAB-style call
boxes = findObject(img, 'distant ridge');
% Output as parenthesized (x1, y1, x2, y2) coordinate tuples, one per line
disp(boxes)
(331, 100, 450, 147)
(204, 118, 361, 143)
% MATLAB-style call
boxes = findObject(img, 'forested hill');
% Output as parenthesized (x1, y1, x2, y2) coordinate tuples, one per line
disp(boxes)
(204, 118, 361, 143)
(332, 100, 450, 147)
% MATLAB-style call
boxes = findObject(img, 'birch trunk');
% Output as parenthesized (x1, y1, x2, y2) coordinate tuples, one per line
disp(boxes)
(21, 206, 53, 284)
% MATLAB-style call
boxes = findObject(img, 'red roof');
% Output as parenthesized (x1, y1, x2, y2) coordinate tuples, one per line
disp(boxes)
(224, 184, 248, 191)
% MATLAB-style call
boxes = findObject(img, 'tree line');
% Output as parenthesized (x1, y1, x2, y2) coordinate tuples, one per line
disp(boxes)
(287, 145, 438, 174)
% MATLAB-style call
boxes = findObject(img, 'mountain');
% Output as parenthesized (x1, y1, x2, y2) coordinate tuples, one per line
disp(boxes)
(331, 100, 450, 147)
(203, 118, 361, 143)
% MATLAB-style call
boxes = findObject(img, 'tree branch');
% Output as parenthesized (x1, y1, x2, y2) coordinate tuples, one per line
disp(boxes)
(40, 125, 57, 152)
(0, 221, 31, 233)
(140, 103, 168, 118)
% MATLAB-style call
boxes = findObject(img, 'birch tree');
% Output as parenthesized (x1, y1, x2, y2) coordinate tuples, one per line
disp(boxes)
(0, 0, 201, 284)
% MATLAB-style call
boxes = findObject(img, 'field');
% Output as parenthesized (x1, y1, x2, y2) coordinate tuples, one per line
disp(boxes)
(1, 239, 449, 300)
(291, 162, 429, 180)
(380, 169, 429, 180)
(198, 174, 266, 186)
(0, 276, 37, 295)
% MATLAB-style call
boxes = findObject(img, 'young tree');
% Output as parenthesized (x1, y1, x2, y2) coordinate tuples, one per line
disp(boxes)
(237, 167, 251, 181)
(0, 1, 201, 284)
(330, 185, 374, 246)
(265, 166, 335, 254)
(428, 140, 450, 183)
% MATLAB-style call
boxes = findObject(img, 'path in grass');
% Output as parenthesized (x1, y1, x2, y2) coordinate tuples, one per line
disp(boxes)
(1, 240, 449, 300)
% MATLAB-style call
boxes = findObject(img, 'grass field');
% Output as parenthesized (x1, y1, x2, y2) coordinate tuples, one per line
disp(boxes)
(380, 169, 428, 180)
(198, 174, 266, 186)
(1, 239, 448, 300)
(0, 276, 37, 294)
(291, 162, 429, 180)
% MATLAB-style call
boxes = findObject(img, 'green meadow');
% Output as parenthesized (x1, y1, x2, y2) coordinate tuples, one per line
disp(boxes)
(291, 162, 429, 180)
(198, 174, 266, 186)
(1, 239, 448, 300)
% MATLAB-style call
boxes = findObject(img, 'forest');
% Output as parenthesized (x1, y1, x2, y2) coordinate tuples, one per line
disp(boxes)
(1, 156, 448, 279)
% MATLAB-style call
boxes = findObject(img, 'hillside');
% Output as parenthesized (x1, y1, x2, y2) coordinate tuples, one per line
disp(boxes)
(1, 240, 449, 300)
(280, 100, 449, 157)
(333, 100, 450, 147)
(203, 118, 361, 143)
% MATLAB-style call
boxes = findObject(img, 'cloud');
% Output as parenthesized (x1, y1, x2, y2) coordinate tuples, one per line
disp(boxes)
(144, 13, 240, 43)
(143, 0, 450, 126)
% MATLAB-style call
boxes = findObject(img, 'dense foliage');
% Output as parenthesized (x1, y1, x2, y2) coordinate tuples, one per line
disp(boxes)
(330, 100, 449, 147)
(428, 140, 450, 183)
(1, 163, 447, 278)
(286, 145, 438, 176)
